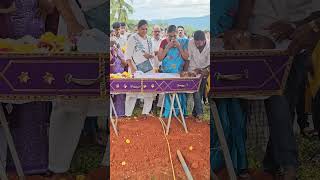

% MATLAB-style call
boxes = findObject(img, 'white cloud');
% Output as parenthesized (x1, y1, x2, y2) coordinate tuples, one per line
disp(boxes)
(128, 0, 210, 20)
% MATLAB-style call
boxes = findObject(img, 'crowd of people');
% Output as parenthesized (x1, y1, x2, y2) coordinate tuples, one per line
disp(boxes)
(110, 20, 210, 121)
(211, 0, 320, 179)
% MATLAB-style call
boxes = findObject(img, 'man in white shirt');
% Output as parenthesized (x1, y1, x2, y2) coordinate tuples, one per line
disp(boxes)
(120, 22, 130, 40)
(185, 30, 210, 120)
(113, 22, 127, 48)
(48, 0, 109, 177)
(151, 25, 162, 70)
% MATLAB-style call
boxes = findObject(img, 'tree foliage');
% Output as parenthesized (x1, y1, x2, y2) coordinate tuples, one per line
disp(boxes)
(110, 0, 134, 25)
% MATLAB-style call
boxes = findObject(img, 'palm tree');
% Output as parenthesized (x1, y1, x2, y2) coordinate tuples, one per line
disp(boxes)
(110, 0, 134, 25)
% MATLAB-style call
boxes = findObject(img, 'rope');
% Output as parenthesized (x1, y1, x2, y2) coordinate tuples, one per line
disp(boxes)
(158, 117, 176, 180)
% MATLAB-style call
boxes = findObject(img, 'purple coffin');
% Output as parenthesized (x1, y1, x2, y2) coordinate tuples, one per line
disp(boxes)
(110, 76, 202, 94)
(211, 50, 292, 97)
(0, 53, 108, 100)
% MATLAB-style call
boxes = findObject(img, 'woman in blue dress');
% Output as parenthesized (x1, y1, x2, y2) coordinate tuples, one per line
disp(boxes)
(158, 25, 189, 118)
(211, 0, 250, 178)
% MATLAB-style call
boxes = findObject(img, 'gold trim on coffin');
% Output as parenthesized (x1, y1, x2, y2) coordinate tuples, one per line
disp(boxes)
(0, 53, 107, 100)
(212, 59, 289, 89)
(210, 50, 293, 98)
(110, 77, 202, 94)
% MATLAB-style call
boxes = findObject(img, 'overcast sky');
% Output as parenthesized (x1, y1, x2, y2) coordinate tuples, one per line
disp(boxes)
(128, 0, 210, 20)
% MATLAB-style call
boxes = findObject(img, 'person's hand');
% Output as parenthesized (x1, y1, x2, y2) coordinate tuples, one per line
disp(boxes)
(143, 53, 154, 59)
(194, 69, 202, 75)
(166, 40, 175, 49)
(288, 22, 320, 56)
(266, 21, 295, 42)
(223, 30, 251, 50)
(173, 40, 181, 48)
(37, 0, 55, 19)
(131, 68, 137, 74)
(67, 21, 85, 38)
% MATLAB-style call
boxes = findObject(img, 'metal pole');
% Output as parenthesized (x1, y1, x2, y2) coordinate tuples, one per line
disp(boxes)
(176, 150, 194, 180)
(209, 99, 237, 180)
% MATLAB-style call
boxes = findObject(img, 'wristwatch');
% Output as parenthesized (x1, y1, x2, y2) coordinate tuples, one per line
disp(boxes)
(309, 20, 320, 33)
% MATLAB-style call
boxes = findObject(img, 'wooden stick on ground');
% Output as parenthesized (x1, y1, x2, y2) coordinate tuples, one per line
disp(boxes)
(177, 150, 193, 180)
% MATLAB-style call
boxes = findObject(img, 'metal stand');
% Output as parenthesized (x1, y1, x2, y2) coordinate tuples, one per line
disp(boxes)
(160, 93, 188, 135)
(209, 99, 237, 180)
(110, 95, 118, 136)
(0, 105, 25, 180)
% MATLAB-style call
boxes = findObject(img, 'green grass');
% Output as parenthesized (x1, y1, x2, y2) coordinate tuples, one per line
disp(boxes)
(247, 136, 320, 179)
(70, 145, 105, 175)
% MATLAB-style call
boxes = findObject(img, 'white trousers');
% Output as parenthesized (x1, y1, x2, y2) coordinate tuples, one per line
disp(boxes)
(48, 99, 109, 173)
(157, 94, 164, 107)
(125, 94, 154, 116)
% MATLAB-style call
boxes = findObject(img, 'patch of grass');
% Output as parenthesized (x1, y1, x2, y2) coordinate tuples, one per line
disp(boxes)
(70, 145, 105, 175)
(247, 136, 320, 179)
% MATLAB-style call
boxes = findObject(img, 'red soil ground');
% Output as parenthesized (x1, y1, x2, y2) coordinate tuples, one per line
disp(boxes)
(110, 116, 210, 179)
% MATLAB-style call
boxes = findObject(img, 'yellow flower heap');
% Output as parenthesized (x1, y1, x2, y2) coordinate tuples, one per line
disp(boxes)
(0, 39, 37, 53)
(0, 32, 66, 53)
(110, 72, 132, 79)
(39, 32, 66, 53)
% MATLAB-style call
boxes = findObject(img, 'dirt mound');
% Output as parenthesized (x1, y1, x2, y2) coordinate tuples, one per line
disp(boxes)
(110, 116, 210, 179)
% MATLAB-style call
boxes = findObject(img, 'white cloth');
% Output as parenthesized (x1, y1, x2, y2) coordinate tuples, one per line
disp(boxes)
(187, 40, 210, 71)
(48, 99, 88, 173)
(125, 96, 153, 116)
(249, 0, 318, 37)
(77, 0, 107, 11)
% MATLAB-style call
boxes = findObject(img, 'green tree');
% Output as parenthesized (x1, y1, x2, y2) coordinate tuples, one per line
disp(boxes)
(110, 0, 134, 25)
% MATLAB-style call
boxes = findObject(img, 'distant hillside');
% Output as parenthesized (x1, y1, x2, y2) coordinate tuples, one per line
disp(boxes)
(150, 15, 210, 30)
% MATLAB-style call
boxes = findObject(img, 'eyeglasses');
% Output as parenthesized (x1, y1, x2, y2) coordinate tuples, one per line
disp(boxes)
(153, 31, 160, 33)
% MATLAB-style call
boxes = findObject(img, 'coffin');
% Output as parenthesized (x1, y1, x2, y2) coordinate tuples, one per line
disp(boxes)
(0, 53, 108, 100)
(110, 73, 202, 94)
(211, 50, 292, 98)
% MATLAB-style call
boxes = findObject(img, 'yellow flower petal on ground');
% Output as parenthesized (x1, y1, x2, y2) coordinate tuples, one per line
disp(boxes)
(125, 139, 131, 144)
